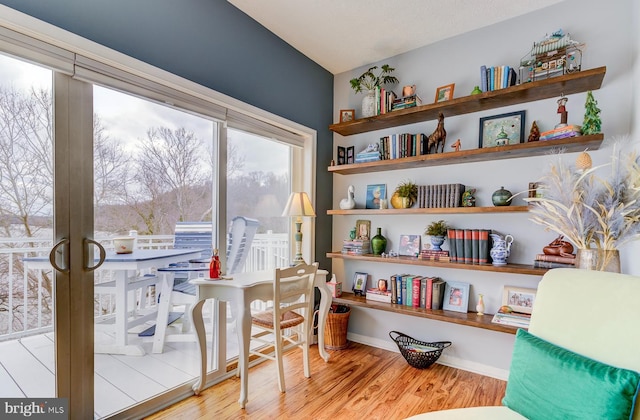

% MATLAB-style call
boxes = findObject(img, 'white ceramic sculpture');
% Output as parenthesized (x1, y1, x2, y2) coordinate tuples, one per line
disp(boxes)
(339, 185, 356, 209)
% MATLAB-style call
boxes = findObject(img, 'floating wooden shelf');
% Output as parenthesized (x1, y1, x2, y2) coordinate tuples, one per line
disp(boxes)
(328, 205, 529, 215)
(329, 66, 606, 136)
(328, 134, 604, 175)
(326, 252, 547, 276)
(333, 293, 519, 335)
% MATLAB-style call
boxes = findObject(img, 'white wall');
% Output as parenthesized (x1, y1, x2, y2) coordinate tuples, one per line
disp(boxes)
(332, 0, 636, 377)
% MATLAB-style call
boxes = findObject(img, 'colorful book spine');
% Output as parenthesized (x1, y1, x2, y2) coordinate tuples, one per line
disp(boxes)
(479, 229, 490, 264)
(464, 229, 473, 264)
(420, 277, 427, 308)
(402, 275, 410, 307)
(455, 229, 465, 264)
(426, 277, 434, 310)
(390, 274, 398, 304)
(412, 277, 421, 308)
(447, 229, 457, 262)
(395, 275, 403, 304)
(431, 279, 445, 310)
(471, 229, 480, 264)
(480, 65, 487, 92)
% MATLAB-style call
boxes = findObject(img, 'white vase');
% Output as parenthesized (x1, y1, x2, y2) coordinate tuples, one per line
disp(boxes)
(361, 90, 376, 118)
(476, 294, 485, 315)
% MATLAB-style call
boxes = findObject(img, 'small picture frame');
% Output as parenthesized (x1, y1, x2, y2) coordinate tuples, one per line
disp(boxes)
(347, 146, 355, 164)
(528, 182, 539, 199)
(365, 184, 386, 209)
(398, 234, 421, 256)
(337, 146, 346, 165)
(443, 281, 470, 313)
(435, 83, 455, 103)
(502, 286, 537, 314)
(355, 219, 371, 240)
(352, 272, 368, 296)
(340, 109, 355, 123)
(479, 110, 526, 148)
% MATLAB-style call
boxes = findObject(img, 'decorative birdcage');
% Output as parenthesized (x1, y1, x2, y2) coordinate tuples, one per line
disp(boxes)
(519, 31, 583, 83)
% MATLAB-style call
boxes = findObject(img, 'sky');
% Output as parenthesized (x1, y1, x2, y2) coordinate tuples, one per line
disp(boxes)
(0, 53, 288, 176)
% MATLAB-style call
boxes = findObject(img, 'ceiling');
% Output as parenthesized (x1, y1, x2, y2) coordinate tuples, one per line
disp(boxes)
(228, 0, 565, 74)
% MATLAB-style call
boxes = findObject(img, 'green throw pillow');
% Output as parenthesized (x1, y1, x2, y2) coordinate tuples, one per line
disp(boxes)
(502, 329, 640, 420)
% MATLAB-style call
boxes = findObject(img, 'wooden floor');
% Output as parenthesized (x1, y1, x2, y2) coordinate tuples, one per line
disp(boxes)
(146, 342, 507, 420)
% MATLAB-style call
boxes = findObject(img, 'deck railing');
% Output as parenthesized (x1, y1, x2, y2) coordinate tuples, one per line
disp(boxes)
(0, 233, 288, 341)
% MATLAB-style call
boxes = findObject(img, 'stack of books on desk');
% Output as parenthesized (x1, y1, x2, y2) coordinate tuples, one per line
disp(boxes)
(533, 253, 576, 269)
(365, 288, 392, 303)
(540, 124, 582, 141)
(342, 239, 371, 255)
(491, 310, 531, 328)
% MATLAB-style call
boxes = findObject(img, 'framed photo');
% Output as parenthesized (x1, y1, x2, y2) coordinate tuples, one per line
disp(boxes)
(443, 281, 470, 313)
(352, 272, 368, 296)
(337, 146, 346, 165)
(347, 146, 355, 164)
(502, 286, 536, 314)
(355, 219, 371, 240)
(479, 110, 526, 148)
(340, 109, 355, 123)
(398, 234, 421, 256)
(365, 184, 386, 209)
(528, 182, 539, 199)
(435, 83, 455, 103)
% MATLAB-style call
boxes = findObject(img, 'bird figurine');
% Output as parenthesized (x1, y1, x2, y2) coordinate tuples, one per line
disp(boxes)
(339, 185, 356, 209)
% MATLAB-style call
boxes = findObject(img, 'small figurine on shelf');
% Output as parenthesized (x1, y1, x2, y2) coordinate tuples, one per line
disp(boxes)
(209, 249, 221, 279)
(542, 235, 575, 257)
(426, 112, 447, 154)
(461, 188, 476, 207)
(476, 294, 485, 316)
(556, 96, 568, 128)
(450, 138, 462, 152)
(528, 120, 540, 142)
(582, 91, 601, 135)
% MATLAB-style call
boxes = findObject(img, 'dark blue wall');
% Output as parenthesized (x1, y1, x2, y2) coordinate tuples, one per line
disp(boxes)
(0, 0, 333, 269)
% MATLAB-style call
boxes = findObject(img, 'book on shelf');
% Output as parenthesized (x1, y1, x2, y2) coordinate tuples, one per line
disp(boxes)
(365, 288, 392, 303)
(463, 229, 473, 264)
(390, 274, 398, 304)
(418, 255, 451, 262)
(491, 311, 531, 328)
(479, 229, 490, 264)
(431, 279, 446, 310)
(471, 229, 480, 264)
(535, 253, 576, 265)
(539, 124, 581, 138)
(419, 249, 449, 256)
(447, 229, 457, 263)
(455, 229, 465, 264)
(412, 276, 422, 308)
(533, 260, 577, 269)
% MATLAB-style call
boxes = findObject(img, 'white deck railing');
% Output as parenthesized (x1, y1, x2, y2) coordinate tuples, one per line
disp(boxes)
(0, 233, 288, 341)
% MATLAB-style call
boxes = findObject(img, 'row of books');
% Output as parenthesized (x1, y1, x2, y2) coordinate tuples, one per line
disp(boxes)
(391, 93, 423, 111)
(341, 239, 370, 255)
(480, 65, 517, 92)
(378, 132, 425, 160)
(540, 124, 582, 141)
(533, 253, 576, 269)
(354, 150, 381, 163)
(381, 274, 447, 310)
(446, 229, 492, 264)
(374, 87, 398, 116)
(417, 183, 465, 208)
(491, 310, 531, 328)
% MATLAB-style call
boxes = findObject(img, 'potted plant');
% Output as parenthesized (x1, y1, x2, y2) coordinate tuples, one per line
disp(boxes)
(349, 64, 399, 118)
(425, 220, 449, 251)
(394, 180, 418, 208)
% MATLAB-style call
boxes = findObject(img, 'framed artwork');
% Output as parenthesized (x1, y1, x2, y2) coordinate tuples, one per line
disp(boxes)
(352, 272, 368, 296)
(435, 83, 455, 103)
(502, 286, 536, 314)
(347, 146, 355, 164)
(365, 184, 386, 209)
(355, 219, 371, 240)
(443, 281, 470, 313)
(398, 234, 421, 256)
(340, 109, 355, 123)
(479, 110, 526, 148)
(337, 146, 346, 165)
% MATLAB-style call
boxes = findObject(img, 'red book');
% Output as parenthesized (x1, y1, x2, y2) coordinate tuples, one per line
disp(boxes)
(426, 277, 434, 310)
(412, 277, 421, 307)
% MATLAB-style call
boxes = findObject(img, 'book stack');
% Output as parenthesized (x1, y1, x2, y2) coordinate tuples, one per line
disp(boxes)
(417, 184, 465, 208)
(533, 253, 576, 269)
(480, 65, 517, 92)
(491, 310, 531, 328)
(341, 239, 371, 255)
(539, 124, 582, 141)
(355, 150, 381, 163)
(389, 274, 446, 310)
(447, 229, 491, 264)
(391, 94, 422, 111)
(418, 250, 450, 262)
(365, 288, 392, 303)
(377, 87, 397, 115)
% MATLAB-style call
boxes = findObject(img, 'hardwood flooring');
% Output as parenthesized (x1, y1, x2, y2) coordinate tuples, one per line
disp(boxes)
(146, 342, 506, 420)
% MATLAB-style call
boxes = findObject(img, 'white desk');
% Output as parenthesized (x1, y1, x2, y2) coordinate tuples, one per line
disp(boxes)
(190, 269, 330, 408)
(24, 248, 204, 356)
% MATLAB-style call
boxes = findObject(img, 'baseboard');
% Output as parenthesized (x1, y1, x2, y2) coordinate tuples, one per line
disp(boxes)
(346, 332, 509, 381)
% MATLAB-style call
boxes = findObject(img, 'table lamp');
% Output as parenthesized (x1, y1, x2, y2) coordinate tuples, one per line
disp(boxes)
(282, 191, 316, 265)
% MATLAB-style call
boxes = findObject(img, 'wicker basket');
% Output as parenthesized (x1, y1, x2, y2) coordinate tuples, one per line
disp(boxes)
(389, 330, 451, 369)
(324, 305, 350, 350)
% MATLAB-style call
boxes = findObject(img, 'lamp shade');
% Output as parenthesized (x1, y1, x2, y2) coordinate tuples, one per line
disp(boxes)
(282, 192, 316, 217)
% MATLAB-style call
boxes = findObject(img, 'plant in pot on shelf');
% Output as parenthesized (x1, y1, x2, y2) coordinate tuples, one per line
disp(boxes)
(349, 64, 399, 118)
(392, 180, 418, 209)
(425, 220, 449, 251)
(522, 141, 640, 272)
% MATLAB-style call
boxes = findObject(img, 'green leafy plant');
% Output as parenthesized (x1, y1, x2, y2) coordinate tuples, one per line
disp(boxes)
(395, 180, 418, 201)
(350, 65, 399, 93)
(425, 220, 449, 237)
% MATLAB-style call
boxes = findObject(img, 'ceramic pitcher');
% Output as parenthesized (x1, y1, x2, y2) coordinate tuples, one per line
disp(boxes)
(489, 233, 513, 266)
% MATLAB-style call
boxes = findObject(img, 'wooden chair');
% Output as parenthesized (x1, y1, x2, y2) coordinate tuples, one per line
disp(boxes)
(249, 262, 319, 393)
